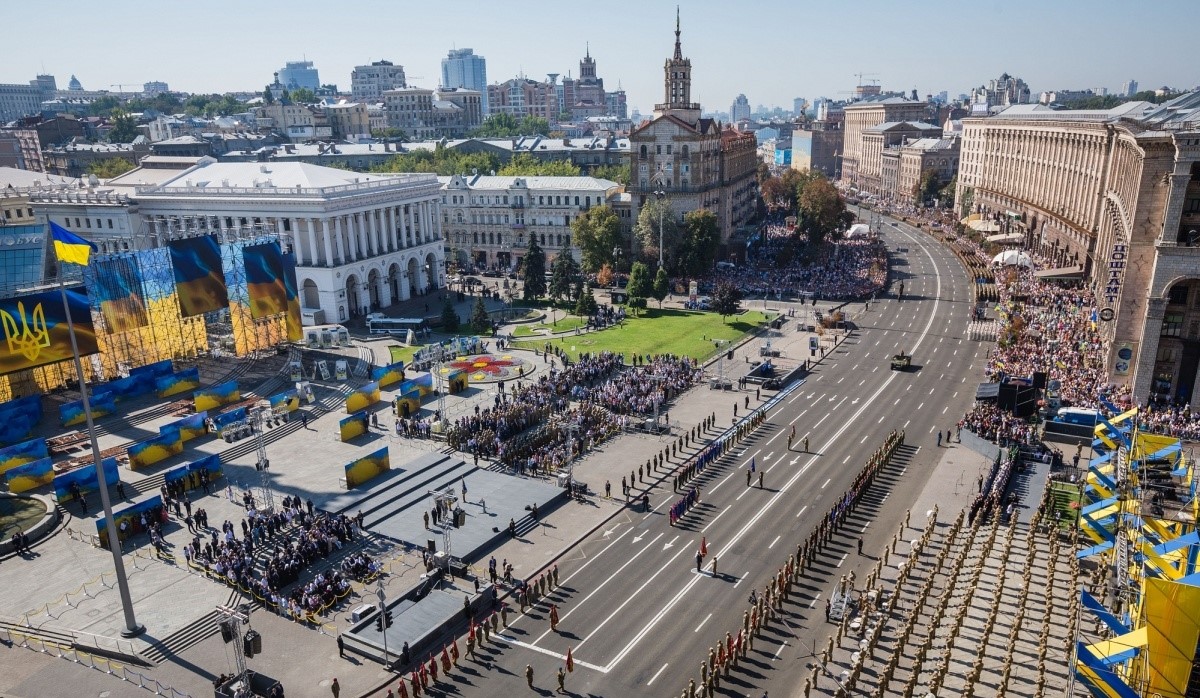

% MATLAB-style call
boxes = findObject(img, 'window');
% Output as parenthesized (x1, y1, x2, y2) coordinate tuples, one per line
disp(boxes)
(107, 219, 113, 229)
(656, 145, 662, 155)
(1169, 285, 1190, 305)
(85, 219, 91, 228)
(574, 196, 579, 206)
(666, 145, 673, 155)
(1162, 313, 1184, 337)
(640, 145, 647, 158)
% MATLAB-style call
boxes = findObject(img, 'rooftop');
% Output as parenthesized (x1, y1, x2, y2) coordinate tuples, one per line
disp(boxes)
(135, 161, 437, 197)
(438, 174, 619, 191)
(864, 120, 943, 133)
(0, 166, 78, 191)
(986, 101, 1154, 122)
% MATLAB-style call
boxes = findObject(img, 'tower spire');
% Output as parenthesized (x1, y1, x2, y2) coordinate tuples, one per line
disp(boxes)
(674, 6, 682, 60)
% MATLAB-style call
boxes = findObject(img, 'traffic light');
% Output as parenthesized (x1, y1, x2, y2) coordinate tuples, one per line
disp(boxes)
(385, 610, 394, 628)
(375, 614, 385, 632)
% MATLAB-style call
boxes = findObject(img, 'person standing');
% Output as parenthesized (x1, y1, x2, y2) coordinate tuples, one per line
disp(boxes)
(696, 550, 703, 572)
(337, 635, 345, 658)
(557, 667, 565, 693)
(525, 664, 534, 689)
(330, 678, 340, 698)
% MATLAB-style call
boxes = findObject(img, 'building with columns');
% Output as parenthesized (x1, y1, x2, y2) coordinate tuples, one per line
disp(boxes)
(438, 174, 621, 272)
(627, 10, 758, 249)
(955, 92, 1200, 406)
(130, 161, 444, 324)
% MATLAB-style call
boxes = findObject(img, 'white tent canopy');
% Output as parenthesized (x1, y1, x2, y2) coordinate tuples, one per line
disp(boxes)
(845, 223, 872, 239)
(969, 219, 1001, 232)
(992, 250, 1032, 267)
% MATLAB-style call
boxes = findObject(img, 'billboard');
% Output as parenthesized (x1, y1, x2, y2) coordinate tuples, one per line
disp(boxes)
(5, 456, 54, 493)
(345, 381, 381, 414)
(339, 411, 369, 442)
(169, 235, 229, 317)
(53, 456, 120, 502)
(268, 390, 299, 413)
(282, 252, 303, 342)
(156, 366, 201, 398)
(194, 379, 240, 412)
(0, 437, 49, 477)
(167, 411, 208, 442)
(345, 446, 390, 488)
(96, 494, 163, 549)
(243, 242, 288, 320)
(92, 255, 149, 332)
(127, 424, 183, 470)
(0, 287, 99, 376)
(61, 391, 116, 427)
(371, 361, 406, 388)
(164, 454, 223, 492)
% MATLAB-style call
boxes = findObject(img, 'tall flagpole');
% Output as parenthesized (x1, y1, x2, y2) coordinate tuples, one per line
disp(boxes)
(54, 241, 144, 638)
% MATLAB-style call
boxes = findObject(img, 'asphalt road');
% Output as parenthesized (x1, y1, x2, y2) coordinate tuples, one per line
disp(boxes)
(445, 219, 986, 698)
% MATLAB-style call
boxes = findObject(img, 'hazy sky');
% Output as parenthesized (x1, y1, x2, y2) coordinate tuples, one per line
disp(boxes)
(6, 0, 1197, 114)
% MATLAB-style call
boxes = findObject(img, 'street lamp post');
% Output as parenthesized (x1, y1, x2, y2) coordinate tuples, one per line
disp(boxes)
(653, 189, 667, 270)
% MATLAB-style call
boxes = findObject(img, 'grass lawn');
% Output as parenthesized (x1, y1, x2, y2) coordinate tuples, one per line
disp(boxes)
(513, 308, 773, 361)
(512, 314, 589, 338)
(387, 344, 422, 365)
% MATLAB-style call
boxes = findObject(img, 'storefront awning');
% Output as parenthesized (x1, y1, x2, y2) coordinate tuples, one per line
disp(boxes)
(985, 233, 1025, 244)
(1034, 265, 1085, 280)
(968, 219, 1001, 232)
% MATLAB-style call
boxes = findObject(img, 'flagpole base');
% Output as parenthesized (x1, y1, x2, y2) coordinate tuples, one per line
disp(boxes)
(120, 624, 146, 638)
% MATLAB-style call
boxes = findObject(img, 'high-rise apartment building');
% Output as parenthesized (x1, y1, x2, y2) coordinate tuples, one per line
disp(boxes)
(730, 94, 751, 122)
(1122, 79, 1139, 97)
(351, 61, 407, 102)
(441, 49, 488, 116)
(278, 61, 320, 90)
(841, 97, 930, 191)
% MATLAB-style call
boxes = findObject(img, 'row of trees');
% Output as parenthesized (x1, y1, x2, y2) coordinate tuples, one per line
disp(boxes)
(469, 113, 551, 138)
(569, 202, 721, 278)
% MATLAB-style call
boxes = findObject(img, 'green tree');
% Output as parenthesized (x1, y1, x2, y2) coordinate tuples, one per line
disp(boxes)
(107, 110, 140, 143)
(87, 157, 135, 179)
(262, 87, 275, 104)
(592, 164, 630, 185)
(522, 236, 547, 300)
(678, 209, 720, 277)
(797, 175, 847, 245)
(574, 281, 598, 316)
(369, 146, 500, 176)
(519, 116, 551, 136)
(652, 267, 670, 308)
(548, 252, 579, 302)
(470, 296, 491, 334)
(937, 175, 957, 209)
(441, 298, 460, 332)
(371, 127, 408, 141)
(289, 88, 316, 103)
(634, 197, 681, 270)
(958, 185, 975, 219)
(711, 281, 743, 321)
(571, 205, 622, 273)
(497, 153, 581, 176)
(89, 95, 124, 117)
(626, 261, 651, 316)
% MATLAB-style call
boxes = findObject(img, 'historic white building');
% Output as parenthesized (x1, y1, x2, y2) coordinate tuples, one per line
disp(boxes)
(131, 161, 444, 324)
(438, 174, 620, 272)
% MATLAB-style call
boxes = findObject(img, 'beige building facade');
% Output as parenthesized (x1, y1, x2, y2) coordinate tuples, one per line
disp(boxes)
(955, 94, 1200, 406)
(841, 97, 929, 190)
(627, 11, 758, 250)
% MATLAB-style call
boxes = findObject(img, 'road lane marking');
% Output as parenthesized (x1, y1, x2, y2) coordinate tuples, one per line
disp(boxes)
(531, 531, 667, 645)
(796, 505, 808, 518)
(821, 478, 831, 489)
(769, 535, 781, 549)
(602, 235, 945, 672)
(573, 540, 692, 652)
(837, 553, 848, 568)
(809, 592, 821, 608)
(734, 570, 750, 588)
(496, 635, 608, 673)
(774, 641, 788, 660)
(694, 613, 712, 633)
(647, 663, 669, 685)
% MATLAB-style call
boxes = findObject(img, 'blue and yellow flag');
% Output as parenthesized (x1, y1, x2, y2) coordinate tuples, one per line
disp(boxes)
(49, 221, 96, 266)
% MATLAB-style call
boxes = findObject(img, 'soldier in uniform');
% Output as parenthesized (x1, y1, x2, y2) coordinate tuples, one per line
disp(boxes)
(526, 664, 534, 689)
(557, 667, 566, 693)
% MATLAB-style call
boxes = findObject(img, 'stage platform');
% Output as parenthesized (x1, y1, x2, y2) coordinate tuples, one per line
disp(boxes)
(322, 452, 567, 565)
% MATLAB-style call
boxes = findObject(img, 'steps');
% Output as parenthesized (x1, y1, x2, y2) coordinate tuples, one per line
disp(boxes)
(140, 609, 221, 664)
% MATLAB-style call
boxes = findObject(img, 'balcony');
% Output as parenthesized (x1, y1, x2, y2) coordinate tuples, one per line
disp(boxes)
(511, 201, 524, 209)
(511, 223, 525, 229)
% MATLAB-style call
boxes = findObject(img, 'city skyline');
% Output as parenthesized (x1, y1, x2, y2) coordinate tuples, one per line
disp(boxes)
(4, 0, 1197, 117)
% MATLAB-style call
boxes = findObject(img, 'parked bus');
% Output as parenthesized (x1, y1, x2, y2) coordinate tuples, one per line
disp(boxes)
(366, 315, 427, 336)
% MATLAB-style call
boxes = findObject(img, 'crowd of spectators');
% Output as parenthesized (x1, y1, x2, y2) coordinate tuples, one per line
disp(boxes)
(698, 236, 888, 302)
(184, 496, 376, 616)
(445, 350, 701, 474)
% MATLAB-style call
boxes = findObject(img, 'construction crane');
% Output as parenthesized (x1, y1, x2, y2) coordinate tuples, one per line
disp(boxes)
(853, 72, 879, 87)
(110, 83, 141, 93)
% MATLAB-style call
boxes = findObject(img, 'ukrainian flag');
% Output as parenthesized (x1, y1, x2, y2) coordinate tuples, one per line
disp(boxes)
(49, 221, 96, 266)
